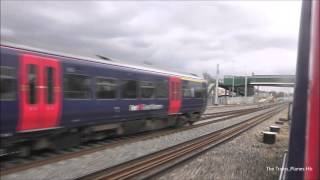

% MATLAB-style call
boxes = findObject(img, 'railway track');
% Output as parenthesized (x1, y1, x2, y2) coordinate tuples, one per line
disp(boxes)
(205, 103, 268, 109)
(201, 103, 277, 120)
(0, 103, 285, 176)
(76, 105, 287, 180)
(206, 104, 242, 109)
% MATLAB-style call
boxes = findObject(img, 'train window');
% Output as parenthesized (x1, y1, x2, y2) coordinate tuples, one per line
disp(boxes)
(140, 81, 155, 98)
(0, 66, 16, 100)
(175, 82, 181, 99)
(155, 80, 168, 98)
(64, 74, 91, 99)
(183, 81, 194, 98)
(191, 82, 204, 98)
(201, 82, 207, 98)
(46, 67, 54, 104)
(194, 88, 203, 98)
(28, 64, 37, 104)
(173, 82, 178, 100)
(121, 80, 138, 99)
(169, 82, 173, 99)
(96, 77, 117, 99)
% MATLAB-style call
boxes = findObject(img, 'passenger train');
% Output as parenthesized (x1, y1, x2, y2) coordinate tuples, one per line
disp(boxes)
(0, 44, 207, 156)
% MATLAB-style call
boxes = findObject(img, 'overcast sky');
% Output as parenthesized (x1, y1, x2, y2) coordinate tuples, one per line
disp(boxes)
(1, 1, 301, 79)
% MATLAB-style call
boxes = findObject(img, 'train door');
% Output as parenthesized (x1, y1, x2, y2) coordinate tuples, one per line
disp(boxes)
(168, 77, 181, 114)
(18, 54, 61, 131)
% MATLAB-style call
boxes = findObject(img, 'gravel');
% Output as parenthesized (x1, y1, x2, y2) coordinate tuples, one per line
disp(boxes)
(2, 106, 282, 180)
(156, 109, 289, 180)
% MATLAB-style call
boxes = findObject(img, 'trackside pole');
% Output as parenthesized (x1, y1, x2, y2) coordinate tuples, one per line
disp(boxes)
(214, 64, 219, 105)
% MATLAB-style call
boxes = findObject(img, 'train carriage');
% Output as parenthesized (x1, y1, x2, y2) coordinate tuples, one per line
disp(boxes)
(0, 44, 207, 156)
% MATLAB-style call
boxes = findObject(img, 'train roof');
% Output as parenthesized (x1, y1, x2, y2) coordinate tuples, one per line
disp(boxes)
(1, 42, 206, 83)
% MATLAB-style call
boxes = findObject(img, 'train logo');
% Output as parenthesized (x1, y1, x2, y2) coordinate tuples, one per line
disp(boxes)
(129, 104, 164, 111)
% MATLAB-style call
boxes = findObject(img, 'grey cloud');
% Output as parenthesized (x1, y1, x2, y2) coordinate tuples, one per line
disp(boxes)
(231, 33, 298, 51)
(1, 1, 300, 77)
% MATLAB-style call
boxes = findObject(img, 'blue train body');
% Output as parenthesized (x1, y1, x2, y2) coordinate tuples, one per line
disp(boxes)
(0, 44, 207, 156)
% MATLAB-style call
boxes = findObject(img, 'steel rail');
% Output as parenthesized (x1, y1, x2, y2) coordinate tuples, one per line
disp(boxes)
(203, 103, 277, 117)
(77, 105, 286, 180)
(0, 103, 284, 176)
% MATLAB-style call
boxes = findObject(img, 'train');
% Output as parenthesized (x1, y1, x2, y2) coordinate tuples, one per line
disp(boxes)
(0, 44, 207, 157)
(284, 1, 319, 180)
